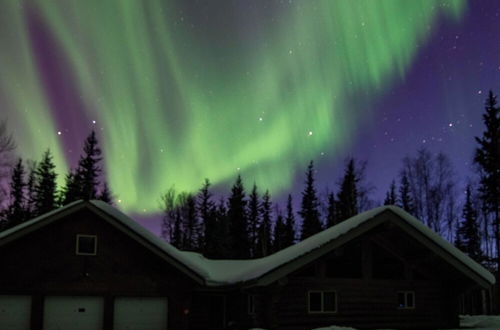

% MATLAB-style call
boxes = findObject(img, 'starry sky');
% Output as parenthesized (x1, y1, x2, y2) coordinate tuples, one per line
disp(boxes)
(0, 0, 499, 231)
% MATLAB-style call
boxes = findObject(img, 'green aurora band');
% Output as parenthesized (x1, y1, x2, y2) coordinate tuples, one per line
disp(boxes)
(0, 0, 465, 213)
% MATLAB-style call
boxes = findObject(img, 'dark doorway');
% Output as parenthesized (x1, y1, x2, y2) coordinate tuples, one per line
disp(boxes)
(190, 293, 225, 330)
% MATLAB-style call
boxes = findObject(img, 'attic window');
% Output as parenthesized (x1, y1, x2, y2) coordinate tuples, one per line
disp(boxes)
(308, 291, 337, 313)
(397, 291, 415, 309)
(76, 235, 97, 256)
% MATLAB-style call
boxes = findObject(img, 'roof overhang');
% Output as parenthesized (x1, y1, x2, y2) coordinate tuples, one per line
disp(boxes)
(251, 209, 494, 288)
(0, 200, 205, 285)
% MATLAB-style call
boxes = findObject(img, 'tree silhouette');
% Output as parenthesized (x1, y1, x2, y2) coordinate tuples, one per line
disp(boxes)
(3, 159, 26, 228)
(98, 182, 113, 204)
(474, 90, 500, 272)
(326, 192, 338, 228)
(384, 180, 397, 205)
(337, 158, 359, 222)
(399, 170, 414, 214)
(0, 120, 15, 207)
(273, 210, 286, 253)
(299, 161, 322, 240)
(247, 183, 261, 257)
(198, 179, 216, 256)
(256, 190, 272, 257)
(227, 175, 250, 258)
(77, 130, 102, 200)
(284, 194, 296, 247)
(455, 185, 482, 262)
(34, 150, 58, 216)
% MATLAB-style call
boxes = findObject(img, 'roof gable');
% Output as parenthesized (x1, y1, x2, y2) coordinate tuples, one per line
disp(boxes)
(0, 202, 494, 288)
(247, 207, 495, 287)
(0, 200, 205, 285)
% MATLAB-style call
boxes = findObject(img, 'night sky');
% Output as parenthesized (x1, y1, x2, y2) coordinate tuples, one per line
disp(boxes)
(0, 1, 499, 232)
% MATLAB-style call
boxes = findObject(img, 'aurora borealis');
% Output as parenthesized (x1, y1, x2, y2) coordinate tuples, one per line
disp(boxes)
(1, 0, 498, 218)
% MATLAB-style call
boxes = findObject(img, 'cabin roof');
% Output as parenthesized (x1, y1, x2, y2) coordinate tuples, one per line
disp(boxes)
(0, 200, 495, 287)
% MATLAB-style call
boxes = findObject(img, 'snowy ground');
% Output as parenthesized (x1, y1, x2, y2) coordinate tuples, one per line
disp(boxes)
(457, 314, 500, 329)
(250, 315, 500, 330)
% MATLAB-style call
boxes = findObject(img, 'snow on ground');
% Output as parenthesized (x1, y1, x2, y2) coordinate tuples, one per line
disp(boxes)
(251, 315, 500, 330)
(457, 314, 500, 329)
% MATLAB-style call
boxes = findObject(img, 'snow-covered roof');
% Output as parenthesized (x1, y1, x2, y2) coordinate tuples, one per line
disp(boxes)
(0, 200, 495, 287)
(87, 201, 497, 286)
(174, 205, 496, 286)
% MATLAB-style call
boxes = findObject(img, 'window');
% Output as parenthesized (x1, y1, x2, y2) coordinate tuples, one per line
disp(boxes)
(397, 291, 415, 309)
(308, 291, 337, 313)
(76, 235, 97, 255)
(247, 294, 256, 315)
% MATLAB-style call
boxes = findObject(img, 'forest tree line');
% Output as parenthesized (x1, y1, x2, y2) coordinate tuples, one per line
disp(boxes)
(0, 130, 112, 229)
(0, 91, 498, 275)
(158, 90, 499, 270)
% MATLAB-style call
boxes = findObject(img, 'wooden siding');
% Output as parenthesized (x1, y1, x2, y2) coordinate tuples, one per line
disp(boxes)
(0, 208, 198, 330)
(273, 277, 458, 329)
(262, 223, 467, 330)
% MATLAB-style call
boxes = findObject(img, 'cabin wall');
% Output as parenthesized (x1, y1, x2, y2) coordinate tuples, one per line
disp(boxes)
(255, 230, 466, 330)
(271, 277, 458, 330)
(0, 208, 198, 330)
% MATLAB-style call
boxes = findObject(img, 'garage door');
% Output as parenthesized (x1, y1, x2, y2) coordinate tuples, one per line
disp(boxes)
(114, 297, 168, 330)
(43, 296, 104, 330)
(0, 295, 31, 330)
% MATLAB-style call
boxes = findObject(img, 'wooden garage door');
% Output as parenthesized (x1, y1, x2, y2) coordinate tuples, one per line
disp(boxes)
(114, 297, 168, 330)
(43, 296, 104, 330)
(0, 295, 31, 330)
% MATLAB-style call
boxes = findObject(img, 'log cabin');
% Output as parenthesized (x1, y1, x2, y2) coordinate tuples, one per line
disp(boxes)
(0, 200, 494, 330)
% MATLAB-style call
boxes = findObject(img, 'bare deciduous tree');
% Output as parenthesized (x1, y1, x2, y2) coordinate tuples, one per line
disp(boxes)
(0, 120, 15, 207)
(400, 148, 457, 239)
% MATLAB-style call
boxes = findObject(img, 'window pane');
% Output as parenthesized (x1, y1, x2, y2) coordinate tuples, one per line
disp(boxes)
(406, 292, 414, 308)
(323, 292, 336, 312)
(78, 236, 96, 254)
(397, 292, 405, 308)
(309, 292, 322, 312)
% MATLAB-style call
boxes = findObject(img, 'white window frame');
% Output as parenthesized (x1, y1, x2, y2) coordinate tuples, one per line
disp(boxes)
(397, 291, 415, 309)
(76, 234, 98, 256)
(307, 290, 337, 314)
(247, 294, 256, 315)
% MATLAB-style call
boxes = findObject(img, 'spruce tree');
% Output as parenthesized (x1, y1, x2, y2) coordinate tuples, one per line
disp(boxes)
(77, 130, 102, 200)
(273, 211, 286, 253)
(299, 161, 322, 240)
(214, 197, 231, 259)
(171, 208, 183, 249)
(5, 158, 26, 227)
(247, 183, 261, 257)
(399, 170, 414, 214)
(384, 180, 397, 205)
(160, 187, 177, 242)
(326, 192, 337, 228)
(25, 163, 37, 220)
(182, 193, 199, 251)
(227, 175, 250, 258)
(284, 194, 296, 247)
(474, 90, 500, 270)
(198, 179, 216, 256)
(455, 185, 482, 262)
(256, 190, 272, 257)
(98, 182, 113, 204)
(60, 170, 79, 205)
(34, 150, 58, 216)
(337, 158, 359, 222)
